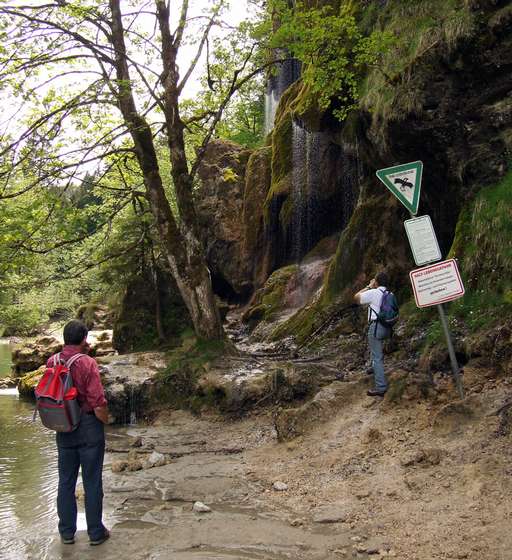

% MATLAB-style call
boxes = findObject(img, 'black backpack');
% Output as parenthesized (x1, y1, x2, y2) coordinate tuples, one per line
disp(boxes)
(377, 289, 399, 328)
(370, 289, 399, 339)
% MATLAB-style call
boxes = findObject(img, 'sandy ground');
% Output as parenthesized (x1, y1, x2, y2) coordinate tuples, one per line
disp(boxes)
(40, 364, 512, 560)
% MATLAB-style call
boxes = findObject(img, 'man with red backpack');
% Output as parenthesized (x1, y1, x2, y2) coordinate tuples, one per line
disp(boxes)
(355, 271, 398, 397)
(46, 320, 110, 546)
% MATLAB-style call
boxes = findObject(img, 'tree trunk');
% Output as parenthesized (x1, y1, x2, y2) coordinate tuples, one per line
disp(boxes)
(109, 0, 224, 341)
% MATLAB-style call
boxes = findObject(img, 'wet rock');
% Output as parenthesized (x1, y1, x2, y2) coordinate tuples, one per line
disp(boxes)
(193, 501, 212, 513)
(12, 336, 61, 375)
(197, 362, 317, 415)
(17, 367, 45, 398)
(100, 352, 166, 424)
(273, 481, 288, 491)
(0, 376, 17, 389)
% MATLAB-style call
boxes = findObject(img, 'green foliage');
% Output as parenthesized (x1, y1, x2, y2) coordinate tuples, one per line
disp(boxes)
(359, 0, 476, 139)
(446, 169, 512, 330)
(268, 0, 395, 120)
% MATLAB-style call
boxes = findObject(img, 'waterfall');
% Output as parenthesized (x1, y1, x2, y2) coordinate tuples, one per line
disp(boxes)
(264, 55, 301, 135)
(288, 120, 359, 275)
(291, 122, 333, 262)
(128, 384, 137, 425)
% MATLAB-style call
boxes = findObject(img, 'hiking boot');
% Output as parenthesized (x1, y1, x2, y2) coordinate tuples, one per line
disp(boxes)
(61, 535, 75, 545)
(90, 529, 110, 546)
(367, 389, 387, 397)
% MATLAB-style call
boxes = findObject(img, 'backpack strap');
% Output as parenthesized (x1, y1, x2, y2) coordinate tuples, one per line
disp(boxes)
(65, 353, 85, 369)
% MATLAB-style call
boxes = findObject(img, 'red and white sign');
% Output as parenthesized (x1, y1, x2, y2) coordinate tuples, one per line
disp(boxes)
(410, 259, 465, 308)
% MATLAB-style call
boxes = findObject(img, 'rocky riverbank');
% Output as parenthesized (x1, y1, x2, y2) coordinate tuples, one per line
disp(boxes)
(29, 358, 512, 560)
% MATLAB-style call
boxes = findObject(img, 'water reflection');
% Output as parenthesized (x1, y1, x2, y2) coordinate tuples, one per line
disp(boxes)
(0, 391, 59, 558)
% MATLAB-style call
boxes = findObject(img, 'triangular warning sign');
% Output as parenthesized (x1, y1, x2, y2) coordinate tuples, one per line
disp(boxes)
(376, 161, 423, 215)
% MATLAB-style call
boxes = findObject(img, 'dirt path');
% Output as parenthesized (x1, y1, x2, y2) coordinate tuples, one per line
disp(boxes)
(41, 366, 512, 560)
(42, 411, 355, 560)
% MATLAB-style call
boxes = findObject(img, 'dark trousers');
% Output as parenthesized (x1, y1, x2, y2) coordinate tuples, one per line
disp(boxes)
(56, 413, 106, 541)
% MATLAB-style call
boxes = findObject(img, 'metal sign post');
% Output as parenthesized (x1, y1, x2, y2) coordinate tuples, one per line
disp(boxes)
(437, 304, 465, 399)
(409, 259, 465, 398)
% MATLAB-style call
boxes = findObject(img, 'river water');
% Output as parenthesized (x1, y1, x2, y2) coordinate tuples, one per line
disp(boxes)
(0, 340, 87, 559)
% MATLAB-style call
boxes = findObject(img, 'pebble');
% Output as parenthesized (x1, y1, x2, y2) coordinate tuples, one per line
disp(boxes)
(273, 481, 288, 491)
(193, 501, 212, 513)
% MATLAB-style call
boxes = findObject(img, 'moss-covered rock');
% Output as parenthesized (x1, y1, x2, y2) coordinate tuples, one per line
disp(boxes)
(242, 265, 298, 330)
(17, 367, 45, 399)
(12, 336, 62, 375)
(112, 268, 191, 354)
(323, 187, 411, 304)
(196, 139, 253, 300)
(242, 146, 273, 289)
(76, 304, 113, 330)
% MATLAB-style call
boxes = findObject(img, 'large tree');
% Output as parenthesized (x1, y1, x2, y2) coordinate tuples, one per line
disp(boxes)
(0, 0, 272, 340)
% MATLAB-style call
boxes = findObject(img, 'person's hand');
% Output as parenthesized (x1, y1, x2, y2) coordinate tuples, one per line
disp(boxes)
(368, 278, 377, 289)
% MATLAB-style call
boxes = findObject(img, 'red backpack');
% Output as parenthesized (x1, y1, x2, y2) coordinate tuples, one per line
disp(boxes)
(34, 353, 84, 432)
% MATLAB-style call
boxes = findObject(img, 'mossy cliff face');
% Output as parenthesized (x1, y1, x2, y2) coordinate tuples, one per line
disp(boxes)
(324, 0, 512, 301)
(263, 80, 359, 271)
(112, 267, 191, 353)
(196, 139, 253, 300)
(242, 146, 273, 289)
(248, 0, 512, 344)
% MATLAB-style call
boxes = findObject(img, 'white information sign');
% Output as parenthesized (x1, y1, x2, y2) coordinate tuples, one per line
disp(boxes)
(410, 259, 465, 308)
(404, 215, 442, 266)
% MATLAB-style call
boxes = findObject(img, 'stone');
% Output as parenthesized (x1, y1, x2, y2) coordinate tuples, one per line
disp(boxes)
(131, 436, 143, 447)
(196, 138, 254, 299)
(0, 376, 17, 389)
(273, 481, 288, 491)
(145, 451, 167, 468)
(193, 501, 212, 513)
(111, 460, 128, 473)
(11, 337, 61, 375)
(313, 506, 350, 524)
(401, 448, 442, 468)
(17, 367, 45, 398)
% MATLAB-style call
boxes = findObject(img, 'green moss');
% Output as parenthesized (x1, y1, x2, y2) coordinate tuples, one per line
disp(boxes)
(155, 334, 227, 409)
(289, 82, 324, 131)
(359, 0, 477, 144)
(18, 368, 44, 399)
(270, 300, 324, 343)
(245, 265, 298, 326)
(447, 169, 512, 329)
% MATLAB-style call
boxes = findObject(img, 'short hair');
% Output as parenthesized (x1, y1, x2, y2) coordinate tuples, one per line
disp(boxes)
(375, 271, 389, 287)
(63, 320, 88, 345)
